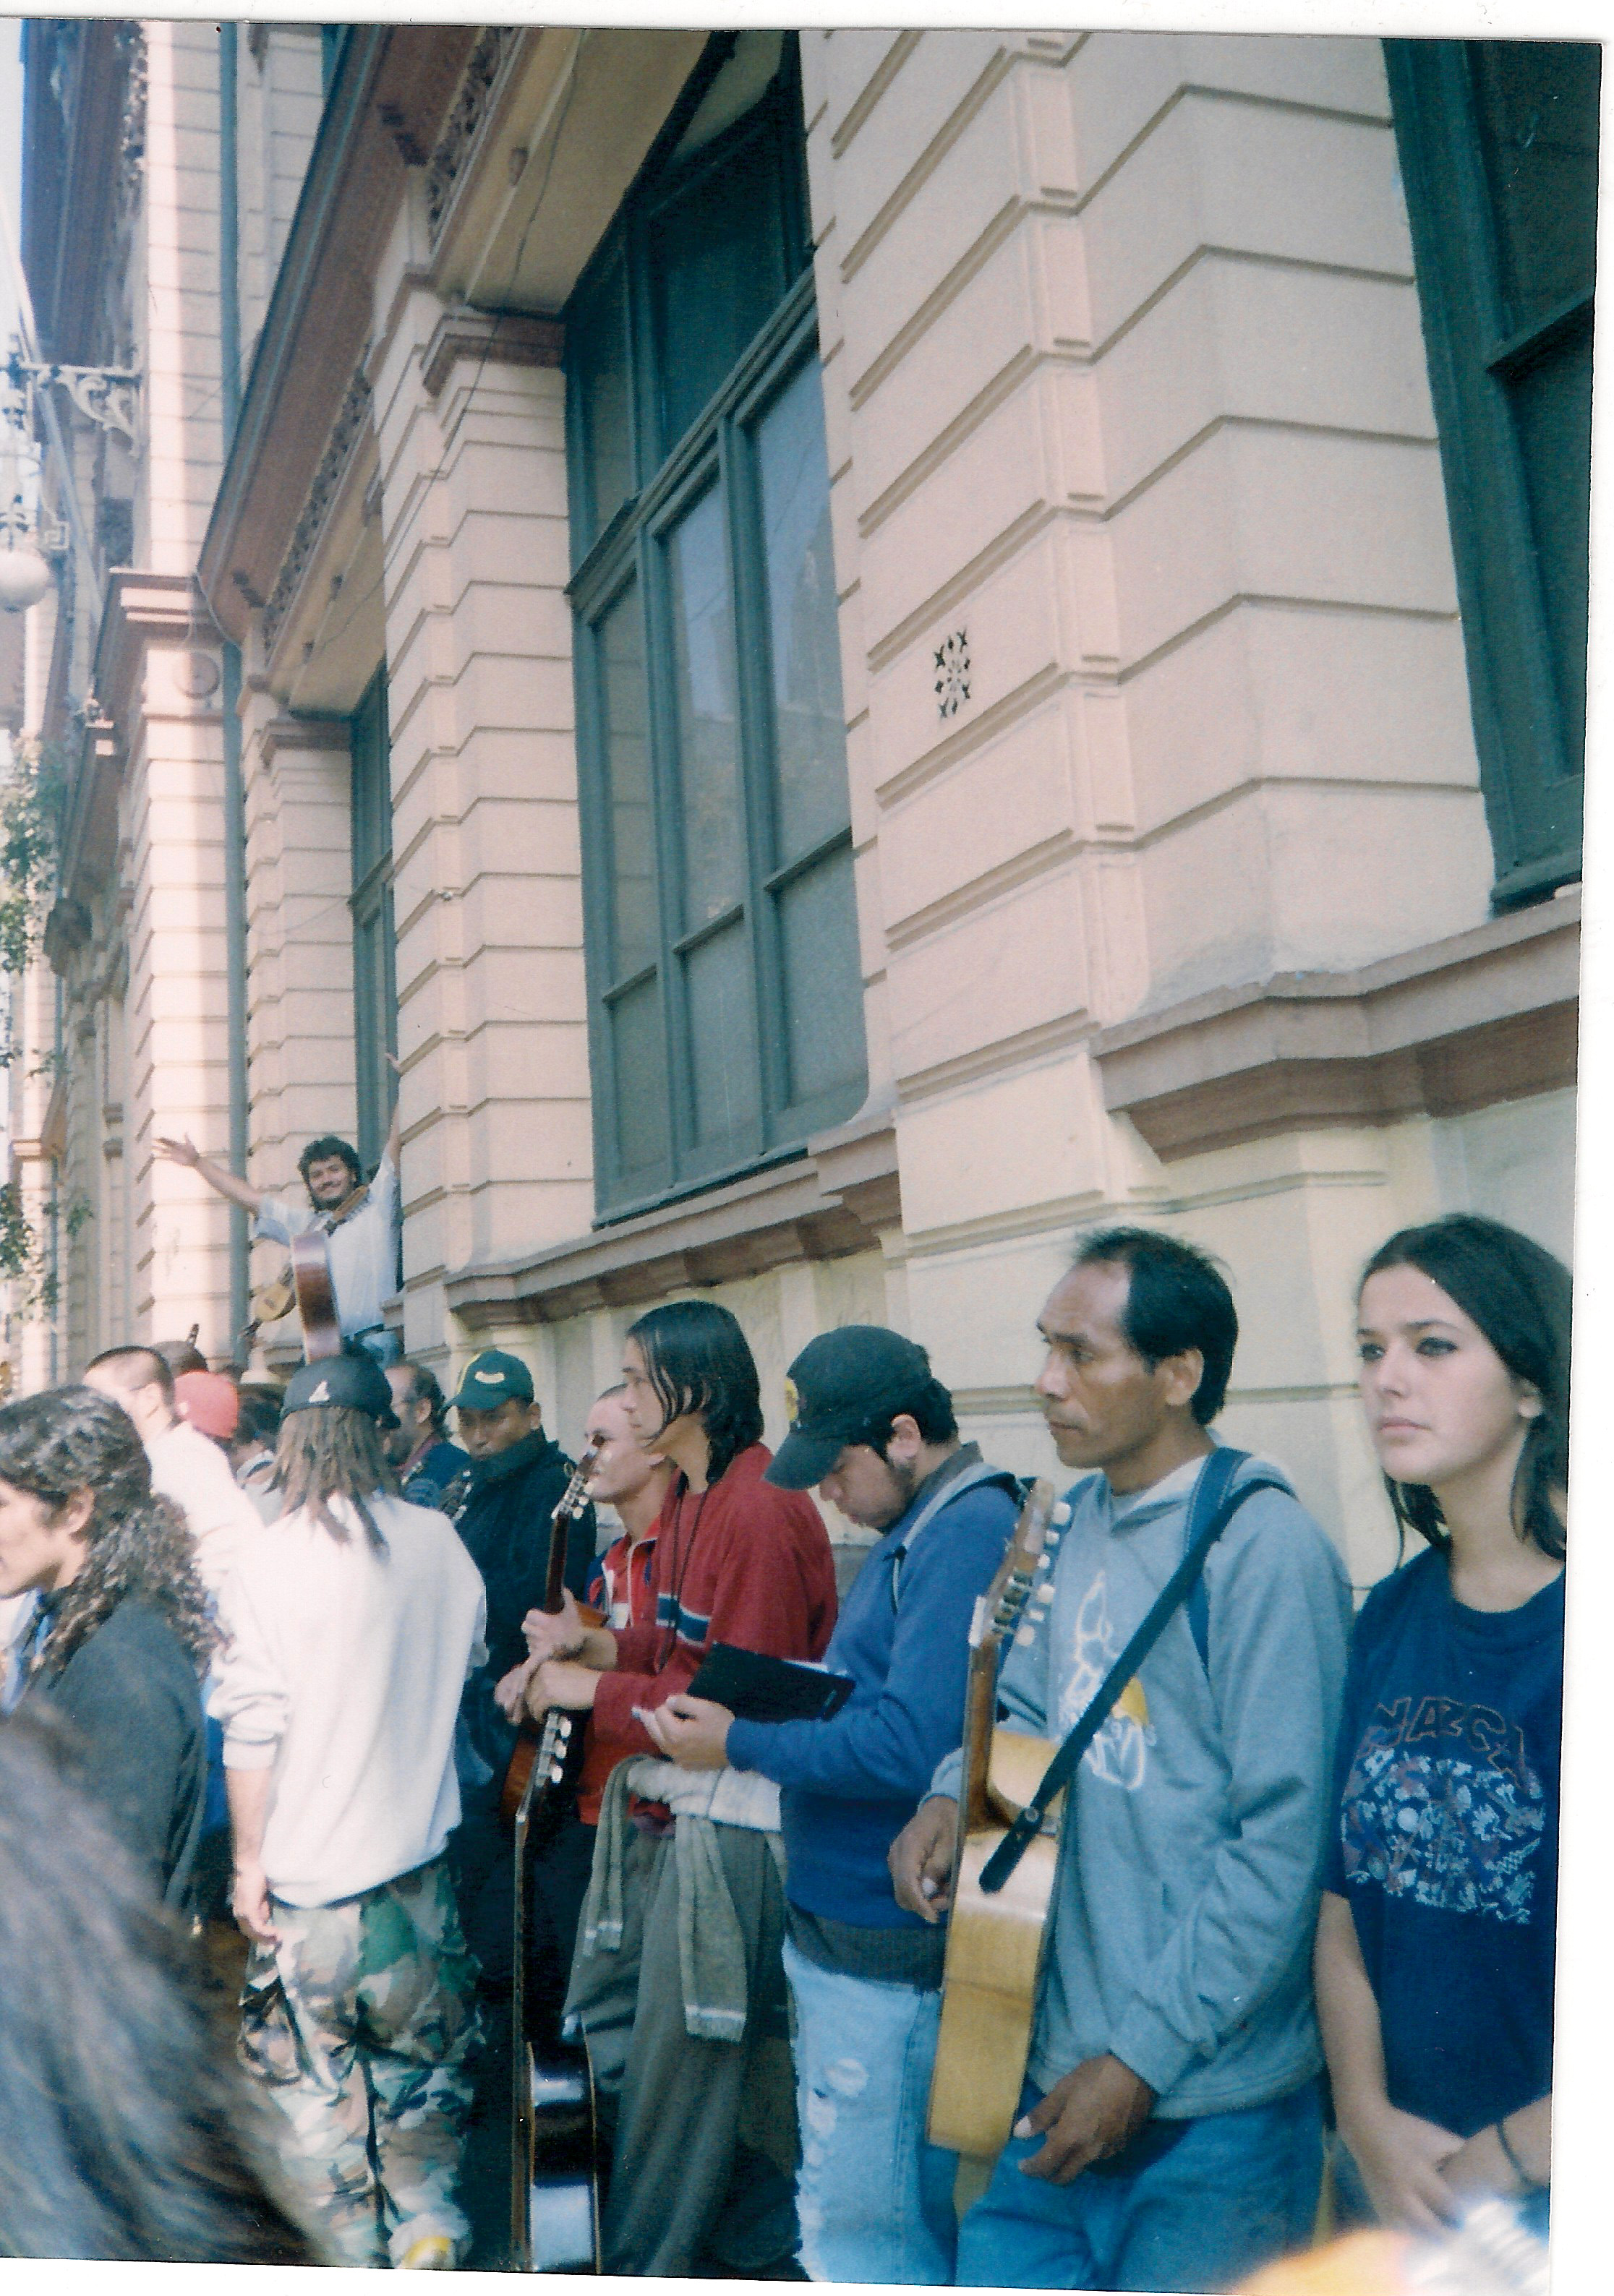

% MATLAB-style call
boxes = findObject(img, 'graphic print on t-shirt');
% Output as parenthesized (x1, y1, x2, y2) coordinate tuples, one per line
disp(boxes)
(1056, 1574, 1152, 1791)
(1340, 1692, 1546, 1924)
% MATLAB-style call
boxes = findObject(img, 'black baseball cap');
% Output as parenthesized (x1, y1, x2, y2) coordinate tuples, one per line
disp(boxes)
(451, 1348, 535, 1411)
(764, 1325, 938, 1490)
(283, 1350, 400, 1430)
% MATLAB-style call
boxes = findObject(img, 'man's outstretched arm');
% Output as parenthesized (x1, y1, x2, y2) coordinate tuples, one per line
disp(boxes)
(153, 1134, 265, 1217)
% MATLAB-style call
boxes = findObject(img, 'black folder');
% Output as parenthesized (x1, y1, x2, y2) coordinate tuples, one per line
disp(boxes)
(688, 1642, 855, 1724)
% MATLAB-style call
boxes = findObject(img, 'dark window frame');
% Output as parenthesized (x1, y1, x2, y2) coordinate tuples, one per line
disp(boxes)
(1384, 38, 1596, 910)
(565, 36, 866, 1222)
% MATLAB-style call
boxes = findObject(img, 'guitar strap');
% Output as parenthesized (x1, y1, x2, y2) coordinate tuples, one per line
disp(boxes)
(977, 1447, 1286, 1896)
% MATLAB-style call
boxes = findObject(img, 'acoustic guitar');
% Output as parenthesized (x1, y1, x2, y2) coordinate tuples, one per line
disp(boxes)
(509, 1436, 604, 2273)
(927, 1477, 1064, 2159)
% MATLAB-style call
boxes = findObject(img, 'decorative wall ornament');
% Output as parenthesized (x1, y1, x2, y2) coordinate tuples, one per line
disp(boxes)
(260, 361, 374, 657)
(14, 363, 140, 449)
(425, 27, 523, 243)
(934, 630, 971, 719)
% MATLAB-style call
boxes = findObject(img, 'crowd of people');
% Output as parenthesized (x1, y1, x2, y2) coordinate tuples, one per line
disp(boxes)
(0, 1117, 1566, 2292)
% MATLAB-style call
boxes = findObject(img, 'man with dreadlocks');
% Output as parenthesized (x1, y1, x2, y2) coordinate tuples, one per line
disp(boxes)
(209, 1351, 487, 2271)
(0, 1384, 215, 1910)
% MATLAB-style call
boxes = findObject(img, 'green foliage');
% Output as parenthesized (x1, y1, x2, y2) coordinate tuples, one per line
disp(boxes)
(0, 1181, 92, 1320)
(0, 737, 64, 981)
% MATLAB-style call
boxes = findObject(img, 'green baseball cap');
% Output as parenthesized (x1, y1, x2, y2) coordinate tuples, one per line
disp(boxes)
(451, 1348, 535, 1411)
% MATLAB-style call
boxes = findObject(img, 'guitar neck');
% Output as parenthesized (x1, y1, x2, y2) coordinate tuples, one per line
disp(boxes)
(539, 1440, 601, 1616)
(958, 1636, 1002, 1834)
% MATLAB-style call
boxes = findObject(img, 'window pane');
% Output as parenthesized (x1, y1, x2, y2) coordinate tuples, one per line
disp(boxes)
(756, 357, 847, 862)
(610, 977, 669, 1185)
(667, 485, 746, 930)
(576, 259, 635, 544)
(1471, 43, 1600, 330)
(685, 920, 759, 1147)
(777, 846, 863, 1110)
(649, 134, 787, 452)
(597, 584, 657, 982)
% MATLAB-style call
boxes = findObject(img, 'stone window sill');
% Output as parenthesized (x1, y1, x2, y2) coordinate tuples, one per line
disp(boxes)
(1089, 894, 1579, 1162)
(443, 1100, 901, 1330)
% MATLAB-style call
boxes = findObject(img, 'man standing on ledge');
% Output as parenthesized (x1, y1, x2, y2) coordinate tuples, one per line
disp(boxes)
(890, 1228, 1352, 2296)
(154, 1097, 402, 1367)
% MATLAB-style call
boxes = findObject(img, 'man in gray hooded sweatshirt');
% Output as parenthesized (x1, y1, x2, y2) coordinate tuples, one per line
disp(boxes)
(891, 1228, 1352, 2293)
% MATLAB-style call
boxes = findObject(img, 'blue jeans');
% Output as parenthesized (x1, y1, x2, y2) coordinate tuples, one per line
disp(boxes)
(955, 2076, 1323, 2292)
(782, 1936, 960, 2284)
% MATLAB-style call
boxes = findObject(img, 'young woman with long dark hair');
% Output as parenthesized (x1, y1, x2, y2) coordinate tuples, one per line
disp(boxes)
(1315, 1213, 1566, 2240)
(0, 1384, 214, 1909)
(514, 1296, 838, 2278)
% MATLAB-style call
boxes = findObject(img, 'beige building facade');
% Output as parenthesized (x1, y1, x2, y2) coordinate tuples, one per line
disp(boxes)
(13, 27, 1587, 1590)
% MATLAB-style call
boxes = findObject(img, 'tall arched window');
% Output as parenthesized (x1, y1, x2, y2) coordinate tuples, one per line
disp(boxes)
(567, 33, 866, 1217)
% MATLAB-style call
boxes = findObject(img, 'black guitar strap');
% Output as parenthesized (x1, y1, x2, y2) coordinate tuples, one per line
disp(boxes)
(977, 1447, 1286, 1896)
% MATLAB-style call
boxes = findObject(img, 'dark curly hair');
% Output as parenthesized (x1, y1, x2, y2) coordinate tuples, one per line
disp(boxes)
(296, 1134, 363, 1189)
(274, 1402, 398, 1553)
(0, 1387, 217, 1680)
(627, 1301, 764, 1485)
(1359, 1214, 1571, 1562)
(0, 1705, 326, 2262)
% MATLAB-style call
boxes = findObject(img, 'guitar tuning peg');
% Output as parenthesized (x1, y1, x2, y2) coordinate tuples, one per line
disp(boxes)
(1051, 1502, 1071, 1525)
(550, 1762, 565, 1783)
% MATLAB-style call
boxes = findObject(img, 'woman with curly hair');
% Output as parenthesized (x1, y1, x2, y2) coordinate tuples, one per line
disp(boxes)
(1315, 1214, 1567, 2242)
(0, 1384, 215, 1910)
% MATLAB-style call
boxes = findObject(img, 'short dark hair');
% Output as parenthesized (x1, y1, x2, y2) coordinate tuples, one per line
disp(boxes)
(84, 1345, 175, 1405)
(626, 1301, 764, 1486)
(1073, 1226, 1238, 1426)
(865, 1376, 958, 1457)
(296, 1136, 363, 1188)
(153, 1338, 209, 1379)
(233, 1387, 283, 1449)
(1359, 1214, 1570, 1562)
(398, 1361, 448, 1438)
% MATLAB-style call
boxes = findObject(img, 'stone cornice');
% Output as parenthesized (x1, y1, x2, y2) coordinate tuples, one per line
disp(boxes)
(92, 568, 221, 730)
(1090, 896, 1581, 1160)
(443, 1108, 902, 1329)
(420, 307, 564, 399)
(197, 26, 474, 642)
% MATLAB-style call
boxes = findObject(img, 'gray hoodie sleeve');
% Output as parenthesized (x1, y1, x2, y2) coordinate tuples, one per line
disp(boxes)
(1108, 1496, 1352, 2097)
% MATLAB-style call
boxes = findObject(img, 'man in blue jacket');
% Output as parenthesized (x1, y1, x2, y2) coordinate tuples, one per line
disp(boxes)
(641, 1324, 1020, 2284)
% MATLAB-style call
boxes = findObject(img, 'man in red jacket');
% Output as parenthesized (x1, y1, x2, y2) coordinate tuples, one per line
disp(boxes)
(516, 1299, 835, 2278)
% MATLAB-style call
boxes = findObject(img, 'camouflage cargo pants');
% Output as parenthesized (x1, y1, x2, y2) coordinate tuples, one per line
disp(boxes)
(239, 1855, 482, 2268)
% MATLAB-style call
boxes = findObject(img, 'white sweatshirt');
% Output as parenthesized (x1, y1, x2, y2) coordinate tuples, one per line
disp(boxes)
(210, 1491, 487, 1907)
(148, 1418, 266, 1597)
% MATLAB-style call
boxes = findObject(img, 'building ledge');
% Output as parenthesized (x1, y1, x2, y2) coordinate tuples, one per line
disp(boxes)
(443, 1101, 901, 1329)
(1090, 893, 1580, 1162)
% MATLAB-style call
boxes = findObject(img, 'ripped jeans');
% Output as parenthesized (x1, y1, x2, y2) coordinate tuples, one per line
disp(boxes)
(782, 1935, 958, 2284)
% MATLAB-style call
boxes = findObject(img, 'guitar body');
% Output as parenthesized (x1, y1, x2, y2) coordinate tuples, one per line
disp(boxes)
(929, 1738, 1061, 2158)
(288, 1229, 343, 1361)
(926, 1479, 1063, 2160)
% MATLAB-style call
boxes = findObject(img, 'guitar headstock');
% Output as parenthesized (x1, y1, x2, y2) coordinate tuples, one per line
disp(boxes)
(968, 1478, 1065, 1655)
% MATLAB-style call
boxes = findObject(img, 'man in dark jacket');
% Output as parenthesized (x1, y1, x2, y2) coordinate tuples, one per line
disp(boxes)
(447, 1350, 595, 2000)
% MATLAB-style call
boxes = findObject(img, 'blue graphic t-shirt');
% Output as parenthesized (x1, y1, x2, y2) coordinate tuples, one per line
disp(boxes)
(1326, 1547, 1563, 2137)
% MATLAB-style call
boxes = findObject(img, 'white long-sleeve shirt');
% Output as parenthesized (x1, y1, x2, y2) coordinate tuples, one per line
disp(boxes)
(147, 1418, 267, 1598)
(210, 1491, 487, 1907)
(254, 1154, 399, 1338)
